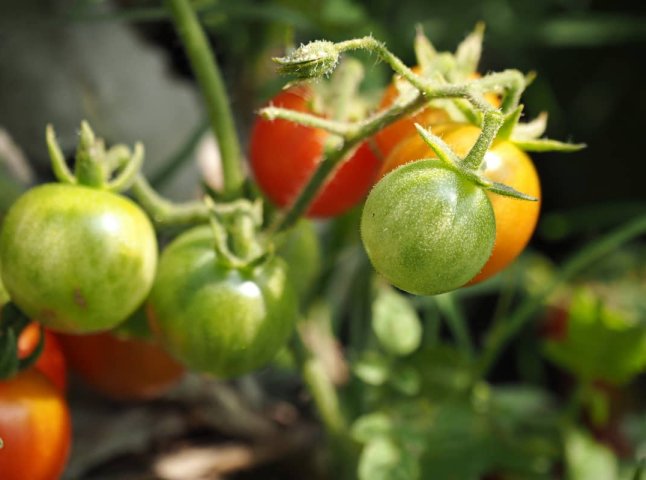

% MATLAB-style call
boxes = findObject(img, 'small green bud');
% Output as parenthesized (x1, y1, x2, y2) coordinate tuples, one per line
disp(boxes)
(273, 40, 340, 79)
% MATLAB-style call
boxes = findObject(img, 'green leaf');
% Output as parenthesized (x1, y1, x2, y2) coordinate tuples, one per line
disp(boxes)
(511, 138, 586, 152)
(565, 428, 619, 480)
(353, 352, 391, 386)
(389, 365, 421, 396)
(372, 288, 422, 356)
(351, 412, 392, 443)
(512, 112, 548, 140)
(358, 437, 420, 480)
(543, 287, 646, 384)
(486, 180, 539, 201)
(454, 22, 485, 76)
(497, 105, 524, 140)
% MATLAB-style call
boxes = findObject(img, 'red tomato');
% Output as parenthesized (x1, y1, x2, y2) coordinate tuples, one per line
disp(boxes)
(374, 69, 500, 159)
(17, 323, 67, 391)
(0, 369, 71, 480)
(380, 123, 540, 284)
(57, 332, 184, 401)
(249, 86, 381, 217)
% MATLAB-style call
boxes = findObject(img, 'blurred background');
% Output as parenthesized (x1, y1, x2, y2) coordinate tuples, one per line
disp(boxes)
(0, 0, 645, 478)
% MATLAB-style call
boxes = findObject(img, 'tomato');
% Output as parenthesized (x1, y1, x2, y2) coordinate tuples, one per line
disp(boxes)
(380, 123, 540, 284)
(361, 159, 496, 295)
(147, 226, 298, 377)
(0, 183, 158, 333)
(56, 328, 184, 401)
(0, 369, 71, 480)
(249, 86, 381, 217)
(17, 324, 67, 391)
(374, 69, 501, 159)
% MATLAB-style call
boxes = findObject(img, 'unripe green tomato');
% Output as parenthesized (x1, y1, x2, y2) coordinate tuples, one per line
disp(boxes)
(0, 258, 9, 306)
(0, 184, 158, 333)
(360, 160, 495, 295)
(147, 226, 298, 378)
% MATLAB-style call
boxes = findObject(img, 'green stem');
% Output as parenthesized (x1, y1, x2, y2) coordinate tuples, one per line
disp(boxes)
(350, 38, 494, 113)
(290, 332, 357, 478)
(275, 138, 350, 231)
(477, 215, 646, 379)
(435, 293, 474, 359)
(260, 107, 352, 136)
(166, 0, 244, 196)
(130, 175, 257, 227)
(461, 110, 504, 170)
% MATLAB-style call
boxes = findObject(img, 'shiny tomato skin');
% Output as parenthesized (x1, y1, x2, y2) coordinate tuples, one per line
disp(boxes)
(361, 159, 496, 295)
(0, 183, 158, 333)
(148, 226, 298, 378)
(56, 330, 184, 401)
(249, 87, 381, 217)
(0, 369, 71, 480)
(17, 324, 67, 392)
(381, 124, 540, 284)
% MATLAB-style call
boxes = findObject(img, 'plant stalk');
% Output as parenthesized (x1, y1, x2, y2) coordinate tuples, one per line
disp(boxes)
(166, 0, 244, 196)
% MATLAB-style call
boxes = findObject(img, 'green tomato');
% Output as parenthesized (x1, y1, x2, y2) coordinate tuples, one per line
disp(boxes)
(360, 160, 495, 295)
(277, 219, 321, 301)
(147, 226, 298, 378)
(0, 258, 9, 307)
(0, 184, 157, 333)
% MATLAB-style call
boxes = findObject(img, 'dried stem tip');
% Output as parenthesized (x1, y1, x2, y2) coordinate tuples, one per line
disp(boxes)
(273, 41, 340, 79)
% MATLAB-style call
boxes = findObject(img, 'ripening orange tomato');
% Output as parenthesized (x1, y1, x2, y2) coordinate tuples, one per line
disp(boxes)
(380, 123, 540, 284)
(0, 369, 71, 480)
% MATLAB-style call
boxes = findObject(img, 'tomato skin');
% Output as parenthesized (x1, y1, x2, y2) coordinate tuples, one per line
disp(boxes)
(148, 226, 298, 378)
(381, 124, 540, 284)
(0, 369, 71, 480)
(249, 87, 381, 217)
(0, 183, 158, 333)
(56, 331, 184, 401)
(17, 324, 67, 391)
(361, 159, 496, 295)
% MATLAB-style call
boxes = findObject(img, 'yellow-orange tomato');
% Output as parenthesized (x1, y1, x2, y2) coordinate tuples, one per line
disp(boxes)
(0, 369, 71, 480)
(57, 332, 184, 401)
(374, 69, 500, 159)
(380, 123, 540, 284)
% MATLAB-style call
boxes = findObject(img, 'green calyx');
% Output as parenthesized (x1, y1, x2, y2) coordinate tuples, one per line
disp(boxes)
(413, 114, 538, 203)
(47, 121, 144, 192)
(204, 196, 269, 271)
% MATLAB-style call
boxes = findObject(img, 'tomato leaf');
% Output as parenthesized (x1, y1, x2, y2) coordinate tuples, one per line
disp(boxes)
(565, 428, 619, 480)
(543, 287, 646, 384)
(487, 181, 539, 201)
(358, 437, 420, 480)
(511, 138, 586, 152)
(372, 288, 422, 356)
(353, 352, 391, 386)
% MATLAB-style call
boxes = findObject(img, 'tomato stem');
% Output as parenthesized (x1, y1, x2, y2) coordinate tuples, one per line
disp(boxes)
(166, 0, 245, 197)
(74, 122, 108, 188)
(131, 174, 259, 227)
(461, 110, 504, 170)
